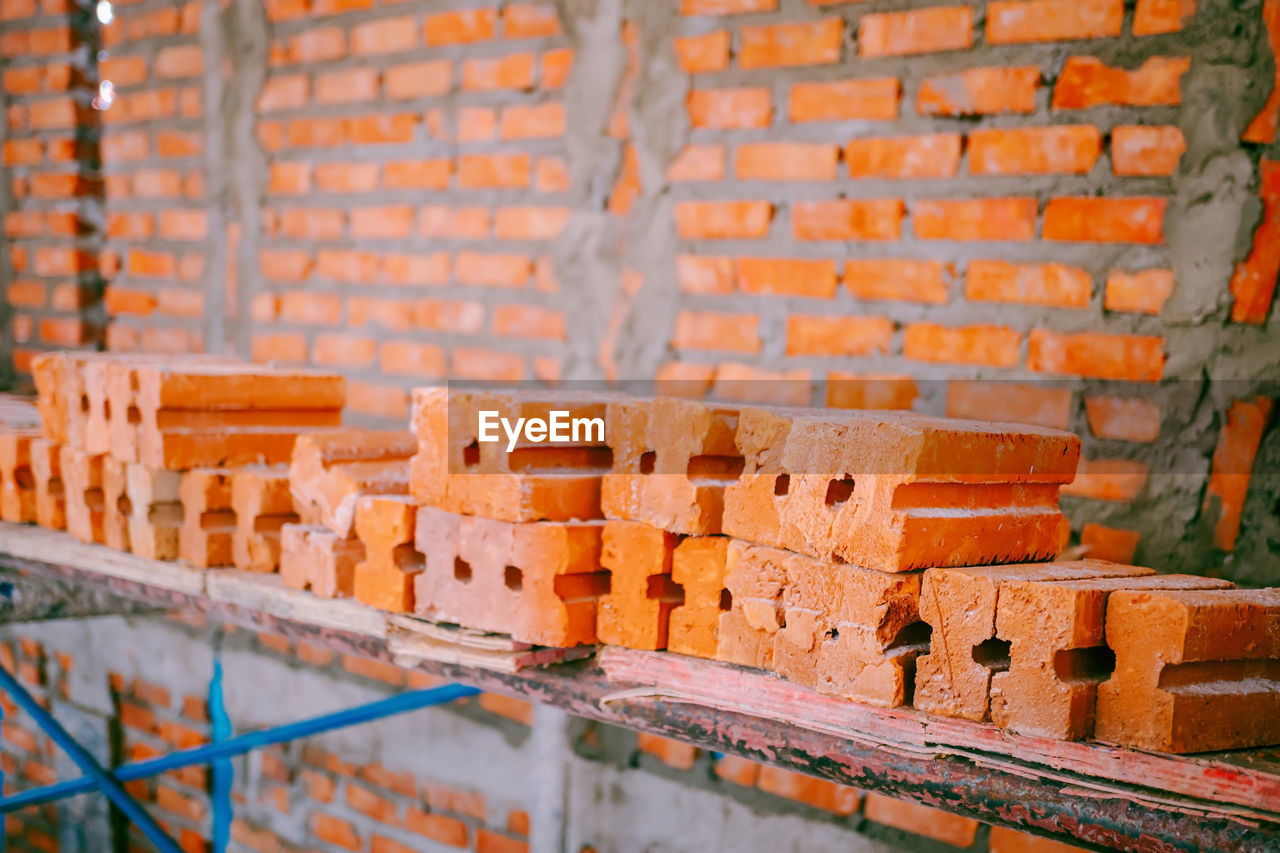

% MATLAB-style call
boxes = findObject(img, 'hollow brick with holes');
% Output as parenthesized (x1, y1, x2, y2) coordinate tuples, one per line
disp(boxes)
(353, 495, 423, 612)
(989, 573, 1233, 740)
(178, 468, 236, 568)
(1094, 587, 1280, 752)
(231, 466, 298, 573)
(414, 506, 606, 646)
(914, 561, 1154, 722)
(289, 429, 416, 539)
(718, 540, 924, 706)
(596, 520, 682, 650)
(668, 536, 730, 659)
(122, 463, 183, 561)
(721, 407, 1079, 572)
(601, 397, 742, 535)
(0, 429, 40, 523)
(60, 445, 105, 545)
(410, 387, 613, 523)
(281, 523, 364, 598)
(30, 438, 65, 530)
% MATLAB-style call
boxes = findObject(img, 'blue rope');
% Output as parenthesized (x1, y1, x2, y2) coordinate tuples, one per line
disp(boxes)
(0, 682, 480, 812)
(208, 654, 232, 853)
(0, 663, 182, 853)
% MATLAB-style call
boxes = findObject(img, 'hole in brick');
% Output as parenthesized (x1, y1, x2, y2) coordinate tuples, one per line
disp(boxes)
(85, 488, 105, 512)
(825, 627, 839, 642)
(646, 574, 684, 605)
(888, 621, 932, 652)
(504, 565, 523, 592)
(687, 455, 745, 480)
(199, 510, 236, 532)
(14, 468, 33, 490)
(825, 477, 856, 508)
(255, 514, 297, 533)
(719, 589, 732, 612)
(972, 637, 1012, 673)
(462, 440, 480, 467)
(1157, 659, 1280, 691)
(507, 447, 613, 472)
(80, 395, 89, 413)
(639, 451, 656, 474)
(116, 494, 133, 517)
(554, 570, 611, 602)
(391, 545, 424, 573)
(103, 400, 111, 420)
(1054, 646, 1117, 683)
(453, 557, 472, 583)
(127, 405, 141, 425)
(773, 474, 790, 496)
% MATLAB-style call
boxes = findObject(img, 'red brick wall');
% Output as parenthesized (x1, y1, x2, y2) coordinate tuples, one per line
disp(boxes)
(4, 0, 1280, 577)
(1, 0, 103, 376)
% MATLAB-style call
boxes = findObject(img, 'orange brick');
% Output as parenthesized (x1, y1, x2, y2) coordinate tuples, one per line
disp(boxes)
(792, 199, 903, 241)
(1053, 56, 1190, 109)
(736, 142, 838, 181)
(597, 521, 681, 650)
(280, 524, 364, 598)
(385, 60, 452, 99)
(904, 323, 1021, 366)
(757, 766, 860, 815)
(965, 260, 1091, 308)
(913, 197, 1036, 241)
(636, 732, 698, 769)
(463, 53, 534, 91)
(672, 311, 760, 353)
(681, 0, 775, 13)
(353, 495, 422, 612)
(862, 793, 979, 846)
(789, 78, 899, 122)
(1079, 523, 1142, 563)
(1204, 397, 1274, 550)
(0, 430, 38, 523)
(352, 15, 417, 55)
(1060, 457, 1149, 501)
(846, 134, 961, 179)
(425, 9, 496, 45)
(1229, 159, 1280, 323)
(405, 807, 469, 847)
(1095, 588, 1280, 752)
(60, 446, 104, 545)
(826, 375, 919, 411)
(31, 439, 65, 529)
(686, 88, 772, 129)
(718, 541, 923, 705)
(786, 315, 893, 357)
(675, 201, 772, 240)
(988, 0, 1122, 43)
(1028, 330, 1164, 380)
(179, 469, 235, 567)
(601, 397, 742, 535)
(1044, 197, 1165, 244)
(859, 6, 973, 56)
(736, 257, 837, 298)
(1105, 268, 1174, 314)
(989, 826, 1091, 853)
(503, 4, 559, 38)
(1111, 125, 1185, 176)
(739, 18, 842, 68)
(993, 573, 1233, 740)
(946, 381, 1073, 430)
(231, 467, 296, 573)
(917, 66, 1040, 115)
(846, 259, 951, 303)
(1085, 396, 1161, 442)
(969, 126, 1100, 175)
(667, 145, 726, 182)
(915, 560, 1153, 721)
(414, 507, 606, 646)
(1135, 0, 1197, 34)
(722, 407, 1077, 571)
(675, 30, 730, 73)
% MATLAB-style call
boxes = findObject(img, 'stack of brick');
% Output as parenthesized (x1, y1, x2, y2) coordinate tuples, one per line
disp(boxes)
(406, 388, 616, 646)
(20, 351, 346, 574)
(281, 429, 415, 599)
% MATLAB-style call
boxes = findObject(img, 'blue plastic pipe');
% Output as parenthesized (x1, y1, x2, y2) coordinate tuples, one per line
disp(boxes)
(208, 655, 232, 853)
(0, 682, 480, 812)
(0, 664, 183, 853)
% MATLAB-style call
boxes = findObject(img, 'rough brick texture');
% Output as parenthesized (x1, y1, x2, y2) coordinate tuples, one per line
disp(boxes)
(3, 0, 1279, 582)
